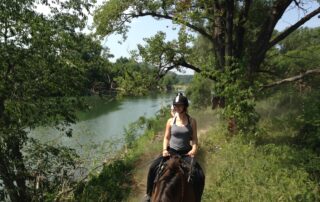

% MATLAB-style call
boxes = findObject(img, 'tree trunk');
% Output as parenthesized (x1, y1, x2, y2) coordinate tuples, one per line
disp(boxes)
(0, 154, 20, 202)
(0, 138, 30, 202)
(0, 97, 4, 119)
(13, 141, 30, 202)
(225, 0, 234, 67)
(212, 2, 225, 70)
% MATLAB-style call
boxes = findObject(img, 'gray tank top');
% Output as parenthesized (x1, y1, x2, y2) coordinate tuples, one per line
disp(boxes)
(169, 116, 193, 151)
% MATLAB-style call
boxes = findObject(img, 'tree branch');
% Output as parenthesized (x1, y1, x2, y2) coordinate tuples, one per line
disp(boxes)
(155, 57, 203, 79)
(260, 68, 320, 90)
(250, 0, 292, 72)
(179, 59, 201, 73)
(131, 11, 213, 43)
(256, 0, 292, 51)
(268, 6, 320, 49)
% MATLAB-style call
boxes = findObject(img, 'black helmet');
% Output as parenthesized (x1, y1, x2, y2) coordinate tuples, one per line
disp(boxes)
(173, 93, 189, 107)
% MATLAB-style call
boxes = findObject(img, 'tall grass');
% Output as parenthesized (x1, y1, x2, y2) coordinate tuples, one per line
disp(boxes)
(201, 92, 320, 201)
(202, 131, 319, 201)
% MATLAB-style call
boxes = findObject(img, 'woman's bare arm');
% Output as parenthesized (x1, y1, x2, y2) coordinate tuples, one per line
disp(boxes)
(162, 118, 172, 156)
(188, 118, 198, 157)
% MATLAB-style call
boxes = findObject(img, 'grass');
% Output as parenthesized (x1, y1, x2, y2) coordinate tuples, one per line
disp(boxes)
(202, 130, 319, 201)
(200, 95, 320, 202)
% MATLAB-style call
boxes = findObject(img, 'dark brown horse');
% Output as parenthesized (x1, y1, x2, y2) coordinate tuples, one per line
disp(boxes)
(151, 155, 196, 202)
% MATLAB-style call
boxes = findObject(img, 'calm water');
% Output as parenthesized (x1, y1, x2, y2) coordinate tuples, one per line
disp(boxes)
(31, 94, 172, 150)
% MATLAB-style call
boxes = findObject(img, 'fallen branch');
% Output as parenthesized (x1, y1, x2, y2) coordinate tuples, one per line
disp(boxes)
(260, 68, 320, 90)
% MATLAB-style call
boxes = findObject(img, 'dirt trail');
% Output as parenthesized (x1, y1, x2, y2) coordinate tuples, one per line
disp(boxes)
(127, 125, 210, 202)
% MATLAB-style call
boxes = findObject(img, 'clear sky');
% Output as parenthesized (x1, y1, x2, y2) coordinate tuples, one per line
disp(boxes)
(92, 1, 320, 74)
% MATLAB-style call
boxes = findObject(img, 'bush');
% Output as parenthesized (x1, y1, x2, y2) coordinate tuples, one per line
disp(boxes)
(185, 75, 213, 109)
(74, 159, 132, 202)
(294, 91, 320, 153)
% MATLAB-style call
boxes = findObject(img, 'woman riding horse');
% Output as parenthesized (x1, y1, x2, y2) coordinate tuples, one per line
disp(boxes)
(145, 93, 205, 202)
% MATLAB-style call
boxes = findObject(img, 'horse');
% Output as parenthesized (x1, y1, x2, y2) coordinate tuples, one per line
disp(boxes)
(151, 155, 196, 202)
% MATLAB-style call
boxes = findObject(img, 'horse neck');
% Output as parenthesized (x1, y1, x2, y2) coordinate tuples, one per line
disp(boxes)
(154, 170, 185, 202)
(152, 157, 188, 202)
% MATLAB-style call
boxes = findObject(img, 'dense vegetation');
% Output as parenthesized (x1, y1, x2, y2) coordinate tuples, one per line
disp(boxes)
(0, 0, 319, 201)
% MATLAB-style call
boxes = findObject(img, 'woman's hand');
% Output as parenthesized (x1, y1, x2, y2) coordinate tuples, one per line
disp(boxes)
(187, 149, 196, 157)
(162, 149, 170, 157)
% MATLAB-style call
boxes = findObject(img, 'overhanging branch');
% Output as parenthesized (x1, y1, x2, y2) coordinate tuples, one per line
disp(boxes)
(268, 6, 320, 49)
(131, 11, 213, 43)
(179, 59, 201, 73)
(156, 58, 202, 78)
(260, 68, 320, 90)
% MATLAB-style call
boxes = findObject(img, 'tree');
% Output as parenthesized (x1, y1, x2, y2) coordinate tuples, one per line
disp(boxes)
(185, 75, 213, 108)
(82, 39, 114, 95)
(94, 0, 320, 77)
(112, 58, 159, 96)
(159, 72, 179, 91)
(0, 0, 95, 200)
(93, 0, 320, 132)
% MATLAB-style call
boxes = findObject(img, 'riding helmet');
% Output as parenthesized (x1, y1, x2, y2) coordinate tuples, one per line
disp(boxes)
(173, 93, 189, 107)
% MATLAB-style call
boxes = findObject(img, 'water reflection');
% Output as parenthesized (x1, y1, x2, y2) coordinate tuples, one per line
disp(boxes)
(30, 94, 171, 148)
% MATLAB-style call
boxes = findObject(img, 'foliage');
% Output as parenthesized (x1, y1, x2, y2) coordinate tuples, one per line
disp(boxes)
(132, 30, 194, 76)
(201, 61, 260, 134)
(0, 0, 95, 200)
(260, 27, 320, 148)
(112, 58, 159, 96)
(81, 39, 114, 95)
(292, 90, 320, 153)
(75, 159, 133, 202)
(263, 27, 320, 83)
(201, 107, 320, 202)
(23, 139, 80, 201)
(279, 27, 320, 53)
(158, 72, 179, 91)
(185, 74, 213, 109)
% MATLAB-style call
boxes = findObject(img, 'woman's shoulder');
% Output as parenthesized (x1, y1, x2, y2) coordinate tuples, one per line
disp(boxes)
(167, 117, 174, 125)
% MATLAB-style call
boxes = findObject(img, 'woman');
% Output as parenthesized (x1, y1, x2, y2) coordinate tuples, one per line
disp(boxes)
(145, 93, 205, 202)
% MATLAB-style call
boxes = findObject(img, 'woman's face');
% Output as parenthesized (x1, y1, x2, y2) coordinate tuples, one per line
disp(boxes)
(173, 104, 185, 113)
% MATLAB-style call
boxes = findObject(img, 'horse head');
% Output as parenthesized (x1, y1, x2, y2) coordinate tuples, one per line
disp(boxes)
(151, 155, 196, 202)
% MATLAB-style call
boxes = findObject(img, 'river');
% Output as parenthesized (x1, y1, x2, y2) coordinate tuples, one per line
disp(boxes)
(30, 94, 172, 157)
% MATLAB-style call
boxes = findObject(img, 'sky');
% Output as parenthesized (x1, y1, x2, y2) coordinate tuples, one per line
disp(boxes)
(91, 1, 320, 75)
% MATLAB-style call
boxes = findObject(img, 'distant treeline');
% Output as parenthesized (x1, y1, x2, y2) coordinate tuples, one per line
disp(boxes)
(84, 57, 194, 96)
(176, 74, 194, 85)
